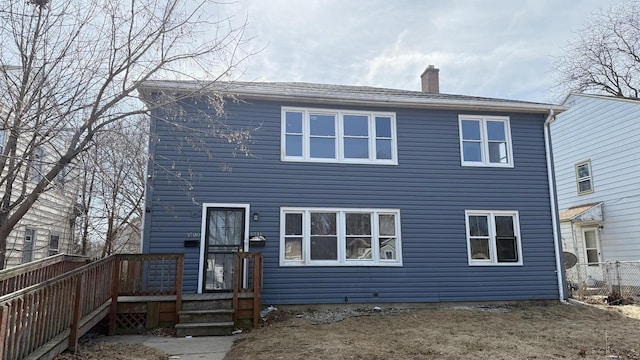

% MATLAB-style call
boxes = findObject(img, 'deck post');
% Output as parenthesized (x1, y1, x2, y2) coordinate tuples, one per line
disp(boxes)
(252, 254, 260, 328)
(0, 305, 7, 358)
(232, 254, 240, 324)
(108, 256, 120, 335)
(175, 255, 184, 321)
(69, 274, 84, 352)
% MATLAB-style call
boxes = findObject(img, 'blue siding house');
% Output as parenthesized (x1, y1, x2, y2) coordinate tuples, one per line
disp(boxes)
(140, 67, 567, 305)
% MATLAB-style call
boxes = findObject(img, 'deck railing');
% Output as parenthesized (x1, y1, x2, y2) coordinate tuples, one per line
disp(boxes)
(0, 253, 184, 360)
(0, 256, 115, 360)
(233, 252, 263, 328)
(0, 254, 89, 296)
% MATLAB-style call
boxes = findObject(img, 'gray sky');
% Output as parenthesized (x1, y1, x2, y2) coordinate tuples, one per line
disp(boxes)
(224, 0, 622, 104)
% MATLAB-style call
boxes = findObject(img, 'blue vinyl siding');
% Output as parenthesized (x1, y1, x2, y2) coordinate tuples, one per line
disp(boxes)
(143, 98, 560, 304)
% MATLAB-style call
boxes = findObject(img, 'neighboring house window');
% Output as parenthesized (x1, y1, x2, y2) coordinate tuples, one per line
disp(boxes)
(31, 147, 45, 183)
(575, 160, 593, 194)
(0, 129, 6, 154)
(465, 210, 522, 265)
(458, 115, 513, 167)
(49, 233, 60, 256)
(583, 228, 600, 266)
(282, 107, 397, 164)
(22, 228, 36, 263)
(280, 208, 402, 266)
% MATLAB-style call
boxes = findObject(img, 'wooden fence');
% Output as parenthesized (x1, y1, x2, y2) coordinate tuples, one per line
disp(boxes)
(0, 255, 89, 296)
(0, 254, 184, 360)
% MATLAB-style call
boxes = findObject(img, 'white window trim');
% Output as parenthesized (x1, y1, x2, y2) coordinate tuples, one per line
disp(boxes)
(465, 210, 523, 266)
(575, 160, 594, 195)
(281, 107, 398, 165)
(279, 207, 403, 267)
(48, 232, 60, 256)
(458, 115, 514, 168)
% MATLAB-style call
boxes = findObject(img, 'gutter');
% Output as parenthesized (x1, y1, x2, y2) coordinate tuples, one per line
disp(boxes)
(543, 109, 566, 302)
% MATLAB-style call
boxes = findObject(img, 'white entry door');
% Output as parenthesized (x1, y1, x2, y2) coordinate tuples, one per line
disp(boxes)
(582, 228, 601, 265)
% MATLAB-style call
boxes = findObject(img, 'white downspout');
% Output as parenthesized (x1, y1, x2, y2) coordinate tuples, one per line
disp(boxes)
(543, 109, 566, 302)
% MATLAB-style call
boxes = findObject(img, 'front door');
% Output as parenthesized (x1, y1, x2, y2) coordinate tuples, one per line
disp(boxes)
(203, 207, 246, 292)
(583, 228, 601, 266)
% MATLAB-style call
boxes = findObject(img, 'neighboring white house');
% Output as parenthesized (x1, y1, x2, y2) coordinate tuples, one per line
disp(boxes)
(0, 128, 79, 267)
(551, 93, 640, 268)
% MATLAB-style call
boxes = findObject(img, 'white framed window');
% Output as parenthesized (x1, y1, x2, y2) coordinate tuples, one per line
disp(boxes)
(0, 129, 6, 154)
(22, 228, 36, 263)
(30, 147, 44, 183)
(49, 233, 60, 256)
(458, 115, 513, 167)
(465, 210, 522, 266)
(280, 207, 402, 266)
(575, 160, 593, 195)
(282, 107, 397, 165)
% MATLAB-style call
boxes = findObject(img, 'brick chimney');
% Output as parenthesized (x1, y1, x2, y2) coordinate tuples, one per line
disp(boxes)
(420, 65, 439, 94)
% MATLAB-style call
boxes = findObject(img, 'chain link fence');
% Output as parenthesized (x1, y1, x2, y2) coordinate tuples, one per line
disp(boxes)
(566, 261, 640, 304)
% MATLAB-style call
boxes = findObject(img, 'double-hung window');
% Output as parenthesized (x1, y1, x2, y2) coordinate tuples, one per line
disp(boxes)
(280, 207, 402, 266)
(459, 115, 513, 167)
(282, 107, 397, 164)
(22, 228, 36, 264)
(575, 160, 593, 194)
(30, 147, 44, 183)
(49, 233, 60, 256)
(465, 210, 522, 266)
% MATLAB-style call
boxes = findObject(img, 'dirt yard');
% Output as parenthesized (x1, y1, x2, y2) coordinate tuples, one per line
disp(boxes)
(54, 341, 168, 360)
(226, 302, 640, 360)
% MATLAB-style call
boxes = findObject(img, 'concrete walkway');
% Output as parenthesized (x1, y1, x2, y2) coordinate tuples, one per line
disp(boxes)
(102, 334, 239, 360)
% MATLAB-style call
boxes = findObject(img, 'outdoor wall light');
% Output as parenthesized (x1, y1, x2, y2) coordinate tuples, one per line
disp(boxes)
(252, 212, 259, 221)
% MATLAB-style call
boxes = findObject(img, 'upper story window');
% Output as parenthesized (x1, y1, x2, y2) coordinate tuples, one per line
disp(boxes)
(465, 210, 522, 266)
(22, 228, 36, 264)
(282, 107, 397, 165)
(48, 233, 60, 256)
(575, 160, 593, 195)
(30, 147, 44, 183)
(280, 207, 402, 266)
(458, 115, 513, 167)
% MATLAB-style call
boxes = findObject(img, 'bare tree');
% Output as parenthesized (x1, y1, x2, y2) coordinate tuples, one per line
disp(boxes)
(0, 0, 254, 268)
(555, 0, 640, 99)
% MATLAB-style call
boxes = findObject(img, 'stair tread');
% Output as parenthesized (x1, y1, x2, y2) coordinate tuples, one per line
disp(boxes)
(179, 309, 233, 315)
(175, 321, 234, 328)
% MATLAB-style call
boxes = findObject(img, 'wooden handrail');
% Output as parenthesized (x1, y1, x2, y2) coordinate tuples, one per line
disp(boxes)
(0, 254, 88, 296)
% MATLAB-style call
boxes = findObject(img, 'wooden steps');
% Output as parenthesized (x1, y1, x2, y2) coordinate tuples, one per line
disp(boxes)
(175, 299, 235, 336)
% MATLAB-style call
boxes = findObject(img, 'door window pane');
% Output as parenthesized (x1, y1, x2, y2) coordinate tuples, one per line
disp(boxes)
(586, 249, 599, 264)
(208, 210, 243, 246)
(584, 231, 597, 248)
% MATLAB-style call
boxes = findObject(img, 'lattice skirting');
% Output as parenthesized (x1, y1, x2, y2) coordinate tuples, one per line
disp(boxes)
(116, 312, 146, 331)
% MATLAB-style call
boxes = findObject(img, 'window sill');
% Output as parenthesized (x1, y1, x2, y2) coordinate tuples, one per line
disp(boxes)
(279, 261, 403, 267)
(282, 157, 398, 166)
(461, 162, 514, 168)
(468, 261, 523, 266)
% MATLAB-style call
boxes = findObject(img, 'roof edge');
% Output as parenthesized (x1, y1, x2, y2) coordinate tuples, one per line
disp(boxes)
(138, 81, 567, 114)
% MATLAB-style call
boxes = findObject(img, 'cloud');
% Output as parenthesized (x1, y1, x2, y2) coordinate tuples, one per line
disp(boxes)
(224, 0, 623, 102)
